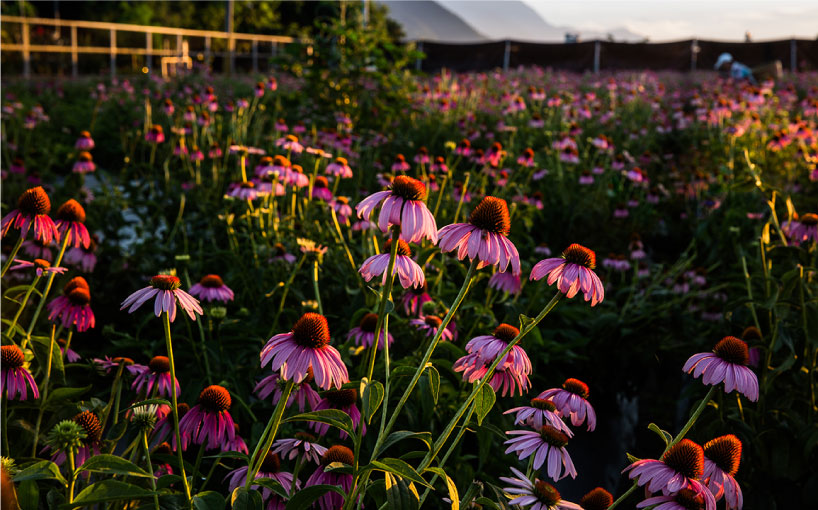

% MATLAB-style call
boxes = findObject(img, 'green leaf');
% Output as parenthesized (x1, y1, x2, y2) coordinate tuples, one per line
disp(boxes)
(60, 480, 157, 508)
(518, 313, 536, 331)
(375, 431, 432, 456)
(77, 454, 152, 477)
(385, 472, 419, 510)
(193, 491, 226, 510)
(284, 484, 346, 510)
(30, 335, 65, 385)
(390, 366, 417, 379)
(362, 379, 385, 423)
(426, 365, 440, 404)
(284, 409, 354, 438)
(474, 384, 496, 425)
(13, 460, 67, 485)
(369, 458, 432, 488)
(18, 480, 39, 510)
(231, 487, 264, 510)
(647, 423, 673, 447)
(156, 474, 182, 490)
(252, 478, 289, 499)
(45, 385, 93, 407)
(443, 473, 459, 510)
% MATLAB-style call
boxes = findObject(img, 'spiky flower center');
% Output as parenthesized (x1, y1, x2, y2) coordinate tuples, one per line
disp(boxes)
(112, 357, 134, 366)
(67, 287, 91, 306)
(64, 277, 89, 295)
(154, 442, 172, 455)
(240, 181, 255, 189)
(326, 389, 358, 408)
(391, 175, 426, 201)
(77, 152, 93, 162)
(335, 157, 348, 165)
(411, 281, 429, 296)
(261, 452, 281, 473)
(149, 356, 171, 374)
(493, 323, 519, 343)
(424, 315, 443, 328)
(1, 345, 25, 368)
(200, 274, 224, 288)
(360, 313, 379, 333)
(562, 244, 596, 269)
(800, 213, 818, 226)
(579, 487, 614, 510)
(741, 326, 762, 342)
(150, 275, 181, 290)
(292, 313, 331, 349)
(176, 403, 190, 418)
(295, 431, 317, 441)
(17, 187, 51, 216)
(673, 489, 706, 510)
(337, 196, 349, 205)
(80, 130, 91, 138)
(662, 439, 704, 479)
(198, 385, 231, 413)
(468, 196, 511, 235)
(273, 155, 291, 167)
(540, 425, 569, 447)
(34, 259, 51, 270)
(384, 239, 411, 257)
(286, 134, 298, 142)
(713, 337, 750, 365)
(530, 398, 557, 412)
(394, 154, 406, 163)
(562, 378, 590, 399)
(321, 445, 354, 467)
(73, 411, 102, 444)
(533, 480, 561, 505)
(56, 199, 86, 223)
(704, 434, 742, 476)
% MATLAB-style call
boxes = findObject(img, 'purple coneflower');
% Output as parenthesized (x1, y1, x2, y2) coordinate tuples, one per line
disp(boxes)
(410, 315, 454, 341)
(499, 467, 582, 510)
(453, 324, 531, 394)
(332, 197, 353, 223)
(11, 258, 67, 277)
(488, 270, 521, 294)
(637, 489, 714, 510)
(285, 164, 310, 188)
(72, 151, 96, 174)
(271, 243, 297, 264)
(537, 378, 596, 431)
(359, 239, 425, 289)
(579, 488, 614, 510)
(272, 432, 327, 464)
(59, 338, 81, 362)
(178, 385, 236, 450)
(276, 134, 304, 153)
(391, 154, 410, 172)
(347, 313, 393, 350)
(22, 239, 52, 260)
(310, 388, 363, 439)
(145, 124, 165, 143)
(305, 445, 355, 510)
(54, 199, 91, 249)
(93, 356, 142, 376)
(152, 403, 189, 446)
(2, 186, 60, 244)
(227, 181, 266, 201)
(75, 130, 94, 150)
(437, 196, 521, 275)
(2, 345, 39, 400)
(530, 244, 604, 306)
(225, 424, 249, 454)
(624, 439, 711, 498)
(225, 452, 297, 510)
(120, 274, 203, 322)
(682, 337, 759, 401)
(504, 426, 577, 480)
(703, 435, 743, 510)
(51, 411, 102, 467)
(65, 234, 98, 272)
(261, 313, 349, 390)
(311, 176, 334, 201)
(46, 276, 95, 332)
(401, 282, 432, 316)
(430, 156, 448, 173)
(355, 175, 438, 244)
(504, 398, 573, 436)
(326, 157, 352, 178)
(189, 274, 234, 303)
(785, 212, 818, 244)
(132, 356, 180, 398)
(254, 369, 321, 412)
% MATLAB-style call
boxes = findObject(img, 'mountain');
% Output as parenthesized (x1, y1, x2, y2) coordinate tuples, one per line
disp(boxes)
(438, 0, 566, 41)
(378, 1, 488, 43)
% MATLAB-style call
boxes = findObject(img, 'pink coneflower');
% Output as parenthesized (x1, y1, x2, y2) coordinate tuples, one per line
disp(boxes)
(190, 145, 204, 162)
(2, 186, 60, 244)
(530, 244, 604, 306)
(401, 282, 432, 316)
(636, 489, 714, 510)
(57, 411, 102, 467)
(310, 388, 363, 439)
(227, 181, 265, 201)
(305, 446, 355, 510)
(504, 426, 577, 480)
(260, 313, 349, 390)
(413, 147, 431, 165)
(189, 274, 234, 303)
(120, 274, 203, 322)
(682, 337, 759, 401)
(276, 134, 304, 153)
(75, 130, 94, 150)
(274, 118, 288, 131)
(579, 488, 614, 510)
(347, 313, 393, 350)
(438, 196, 521, 275)
(72, 151, 96, 173)
(178, 385, 236, 450)
(311, 176, 334, 201)
(46, 276, 95, 332)
(578, 172, 594, 185)
(64, 235, 98, 272)
(54, 199, 91, 249)
(152, 403, 189, 446)
(786, 212, 818, 244)
(503, 398, 573, 436)
(499, 467, 583, 510)
(272, 432, 327, 464)
(285, 164, 310, 188)
(537, 378, 596, 431)
(2, 345, 39, 400)
(254, 369, 320, 412)
(454, 323, 531, 396)
(359, 239, 425, 289)
(145, 124, 165, 144)
(271, 243, 297, 264)
(208, 143, 222, 159)
(224, 424, 249, 454)
(410, 315, 454, 341)
(59, 338, 81, 362)
(326, 157, 352, 178)
(430, 156, 448, 173)
(93, 356, 142, 376)
(19, 240, 49, 259)
(624, 439, 712, 498)
(355, 175, 438, 244)
(517, 148, 536, 167)
(132, 356, 180, 398)
(391, 154, 410, 173)
(455, 138, 472, 156)
(703, 435, 743, 510)
(488, 270, 521, 294)
(11, 258, 66, 277)
(332, 197, 353, 223)
(225, 452, 297, 510)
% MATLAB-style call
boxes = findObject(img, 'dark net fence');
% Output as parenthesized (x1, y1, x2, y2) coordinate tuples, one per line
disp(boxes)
(417, 39, 818, 73)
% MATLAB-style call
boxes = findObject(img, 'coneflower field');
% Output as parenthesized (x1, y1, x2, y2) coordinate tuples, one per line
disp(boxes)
(1, 67, 817, 510)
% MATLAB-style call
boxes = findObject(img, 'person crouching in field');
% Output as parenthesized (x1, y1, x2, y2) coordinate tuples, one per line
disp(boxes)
(715, 52, 783, 84)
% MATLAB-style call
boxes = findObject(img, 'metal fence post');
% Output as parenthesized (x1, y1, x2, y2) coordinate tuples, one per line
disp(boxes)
(790, 38, 797, 73)
(503, 40, 511, 71)
(416, 41, 423, 71)
(71, 25, 78, 77)
(110, 28, 116, 79)
(22, 20, 31, 78)
(593, 41, 601, 74)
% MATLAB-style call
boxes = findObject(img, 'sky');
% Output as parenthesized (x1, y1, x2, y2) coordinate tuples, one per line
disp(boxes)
(522, 0, 818, 42)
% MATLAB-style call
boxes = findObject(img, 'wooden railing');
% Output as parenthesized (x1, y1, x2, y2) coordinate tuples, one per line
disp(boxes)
(0, 15, 303, 78)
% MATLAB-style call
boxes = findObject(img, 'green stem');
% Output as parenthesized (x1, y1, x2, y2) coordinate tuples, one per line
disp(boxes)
(451, 173, 471, 224)
(192, 442, 206, 491)
(200, 456, 221, 492)
(0, 226, 29, 278)
(271, 253, 307, 334)
(418, 400, 476, 505)
(23, 233, 71, 348)
(312, 259, 323, 315)
(31, 325, 57, 456)
(67, 446, 76, 504)
(142, 431, 161, 510)
(8, 274, 42, 336)
(1, 395, 8, 456)
(245, 380, 295, 488)
(99, 363, 125, 432)
(163, 312, 193, 506)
